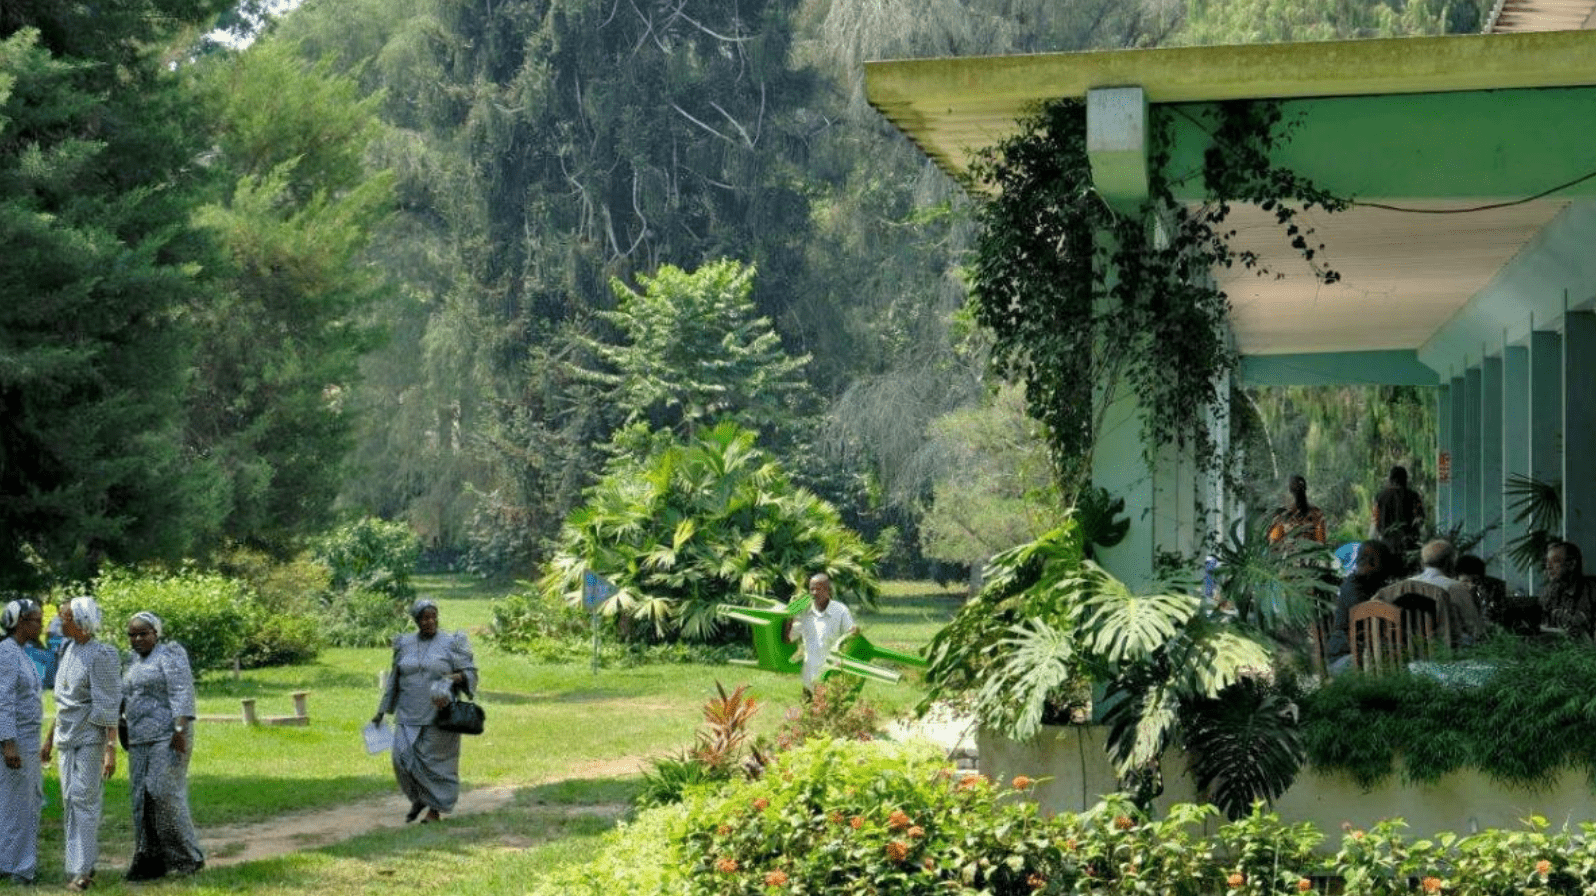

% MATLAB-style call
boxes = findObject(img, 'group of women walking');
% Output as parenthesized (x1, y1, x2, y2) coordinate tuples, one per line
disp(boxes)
(0, 596, 203, 890)
(0, 593, 477, 887)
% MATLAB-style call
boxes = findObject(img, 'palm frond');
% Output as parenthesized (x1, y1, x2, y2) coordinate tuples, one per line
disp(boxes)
(1506, 473, 1563, 575)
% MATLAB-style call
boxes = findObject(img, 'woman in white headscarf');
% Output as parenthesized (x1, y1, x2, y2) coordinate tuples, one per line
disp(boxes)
(41, 596, 121, 892)
(371, 599, 477, 824)
(122, 611, 204, 880)
(0, 598, 45, 884)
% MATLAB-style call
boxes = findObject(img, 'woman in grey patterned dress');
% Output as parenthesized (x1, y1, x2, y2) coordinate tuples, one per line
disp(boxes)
(0, 599, 45, 884)
(121, 611, 204, 880)
(371, 599, 477, 824)
(41, 596, 121, 892)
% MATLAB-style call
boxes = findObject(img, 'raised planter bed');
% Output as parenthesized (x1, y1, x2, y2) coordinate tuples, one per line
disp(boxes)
(979, 724, 1596, 836)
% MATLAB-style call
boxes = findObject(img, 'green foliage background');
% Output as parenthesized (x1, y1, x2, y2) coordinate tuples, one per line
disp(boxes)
(535, 421, 879, 645)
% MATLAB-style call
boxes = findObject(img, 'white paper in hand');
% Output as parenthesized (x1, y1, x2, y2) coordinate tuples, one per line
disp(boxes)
(363, 721, 393, 754)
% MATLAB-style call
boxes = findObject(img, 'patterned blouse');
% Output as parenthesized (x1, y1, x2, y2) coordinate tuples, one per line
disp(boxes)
(54, 638, 122, 748)
(122, 642, 197, 746)
(377, 631, 478, 727)
(0, 638, 44, 741)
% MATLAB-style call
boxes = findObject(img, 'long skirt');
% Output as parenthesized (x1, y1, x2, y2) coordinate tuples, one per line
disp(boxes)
(125, 735, 205, 880)
(0, 725, 42, 883)
(392, 723, 462, 812)
(58, 741, 106, 879)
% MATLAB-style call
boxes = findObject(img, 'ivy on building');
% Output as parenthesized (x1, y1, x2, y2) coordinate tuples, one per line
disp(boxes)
(967, 97, 1349, 493)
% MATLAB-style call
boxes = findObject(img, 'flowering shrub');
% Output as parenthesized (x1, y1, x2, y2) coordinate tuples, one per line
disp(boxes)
(528, 737, 1596, 896)
(771, 677, 880, 749)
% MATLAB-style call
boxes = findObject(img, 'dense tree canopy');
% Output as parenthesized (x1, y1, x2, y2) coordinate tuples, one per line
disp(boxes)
(1, 11, 228, 588)
(2, 0, 1471, 590)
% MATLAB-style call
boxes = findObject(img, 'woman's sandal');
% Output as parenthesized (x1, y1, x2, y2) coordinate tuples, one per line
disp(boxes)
(66, 876, 92, 892)
(420, 808, 442, 824)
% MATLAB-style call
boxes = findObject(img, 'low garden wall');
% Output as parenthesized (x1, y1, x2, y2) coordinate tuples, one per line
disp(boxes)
(979, 724, 1596, 837)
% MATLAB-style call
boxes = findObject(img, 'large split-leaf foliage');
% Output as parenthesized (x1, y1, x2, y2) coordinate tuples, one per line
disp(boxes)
(923, 515, 1333, 819)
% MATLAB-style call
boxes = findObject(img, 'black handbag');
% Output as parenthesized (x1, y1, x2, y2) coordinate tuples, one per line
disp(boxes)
(435, 694, 485, 735)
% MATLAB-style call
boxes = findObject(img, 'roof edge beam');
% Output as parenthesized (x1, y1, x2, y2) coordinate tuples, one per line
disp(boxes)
(1239, 350, 1439, 386)
(1087, 87, 1148, 213)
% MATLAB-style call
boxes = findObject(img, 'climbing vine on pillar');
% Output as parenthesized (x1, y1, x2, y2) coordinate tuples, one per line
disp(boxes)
(967, 98, 1348, 493)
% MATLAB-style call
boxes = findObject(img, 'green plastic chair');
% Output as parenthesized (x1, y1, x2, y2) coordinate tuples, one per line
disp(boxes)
(719, 597, 928, 684)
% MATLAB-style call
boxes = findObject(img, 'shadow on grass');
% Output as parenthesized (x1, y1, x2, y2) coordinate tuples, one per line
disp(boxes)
(188, 778, 642, 889)
(203, 667, 376, 698)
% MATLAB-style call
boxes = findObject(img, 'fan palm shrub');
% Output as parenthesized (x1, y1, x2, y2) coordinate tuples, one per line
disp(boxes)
(535, 421, 878, 644)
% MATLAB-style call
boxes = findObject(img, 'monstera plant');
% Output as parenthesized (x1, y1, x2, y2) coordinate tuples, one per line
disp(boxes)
(922, 507, 1332, 819)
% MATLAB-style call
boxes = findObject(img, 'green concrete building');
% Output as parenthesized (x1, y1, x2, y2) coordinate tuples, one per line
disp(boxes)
(865, 21, 1596, 593)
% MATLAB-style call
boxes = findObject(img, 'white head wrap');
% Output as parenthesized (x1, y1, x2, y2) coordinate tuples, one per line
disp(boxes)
(1, 599, 41, 633)
(130, 610, 163, 639)
(410, 598, 438, 622)
(67, 595, 103, 635)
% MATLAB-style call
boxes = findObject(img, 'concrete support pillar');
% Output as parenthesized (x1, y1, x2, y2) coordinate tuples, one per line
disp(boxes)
(1530, 330, 1563, 594)
(1480, 354, 1504, 564)
(1436, 383, 1453, 534)
(1565, 311, 1596, 553)
(1447, 375, 1468, 531)
(1086, 88, 1149, 213)
(1093, 386, 1155, 591)
(1503, 344, 1531, 593)
(1463, 365, 1483, 541)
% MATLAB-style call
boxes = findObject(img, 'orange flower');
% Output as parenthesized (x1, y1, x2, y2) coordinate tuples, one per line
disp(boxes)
(828, 811, 843, 825)
(764, 869, 789, 887)
(1421, 877, 1442, 893)
(907, 825, 926, 839)
(1114, 815, 1135, 831)
(1227, 872, 1245, 888)
(716, 824, 732, 836)
(850, 816, 865, 830)
(1064, 838, 1078, 851)
(888, 809, 912, 831)
(1027, 872, 1048, 890)
(1298, 879, 1313, 892)
(752, 797, 770, 811)
(1351, 830, 1366, 841)
(716, 857, 740, 874)
(1536, 860, 1552, 876)
(886, 840, 909, 862)
(1012, 775, 1034, 789)
(957, 774, 988, 789)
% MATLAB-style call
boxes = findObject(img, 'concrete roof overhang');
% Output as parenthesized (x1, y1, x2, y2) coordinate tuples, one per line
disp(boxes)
(864, 30, 1596, 386)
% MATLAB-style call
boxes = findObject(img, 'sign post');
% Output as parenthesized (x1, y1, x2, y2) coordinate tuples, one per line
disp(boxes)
(582, 571, 617, 677)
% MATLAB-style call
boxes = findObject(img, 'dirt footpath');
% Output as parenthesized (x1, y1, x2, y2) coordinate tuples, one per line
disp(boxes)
(200, 756, 644, 866)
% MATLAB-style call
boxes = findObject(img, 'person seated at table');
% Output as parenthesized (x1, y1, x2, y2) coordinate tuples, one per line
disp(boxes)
(1379, 539, 1486, 647)
(1326, 540, 1394, 675)
(1455, 554, 1512, 629)
(1542, 540, 1596, 638)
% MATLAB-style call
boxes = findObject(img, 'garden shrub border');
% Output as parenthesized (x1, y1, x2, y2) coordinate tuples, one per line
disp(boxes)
(533, 737, 1596, 896)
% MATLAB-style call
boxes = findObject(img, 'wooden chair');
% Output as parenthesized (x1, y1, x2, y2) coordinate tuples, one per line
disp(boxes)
(1373, 579, 1452, 653)
(1305, 614, 1331, 676)
(1390, 591, 1441, 660)
(1349, 601, 1403, 672)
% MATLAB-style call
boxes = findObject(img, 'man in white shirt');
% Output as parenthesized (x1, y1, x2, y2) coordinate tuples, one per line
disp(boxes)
(1393, 539, 1486, 646)
(782, 573, 858, 696)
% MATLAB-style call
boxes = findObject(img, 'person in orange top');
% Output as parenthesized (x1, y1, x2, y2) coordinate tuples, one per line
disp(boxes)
(1268, 474, 1326, 546)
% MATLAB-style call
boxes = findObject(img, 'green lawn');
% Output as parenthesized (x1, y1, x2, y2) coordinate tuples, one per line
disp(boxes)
(32, 576, 962, 893)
